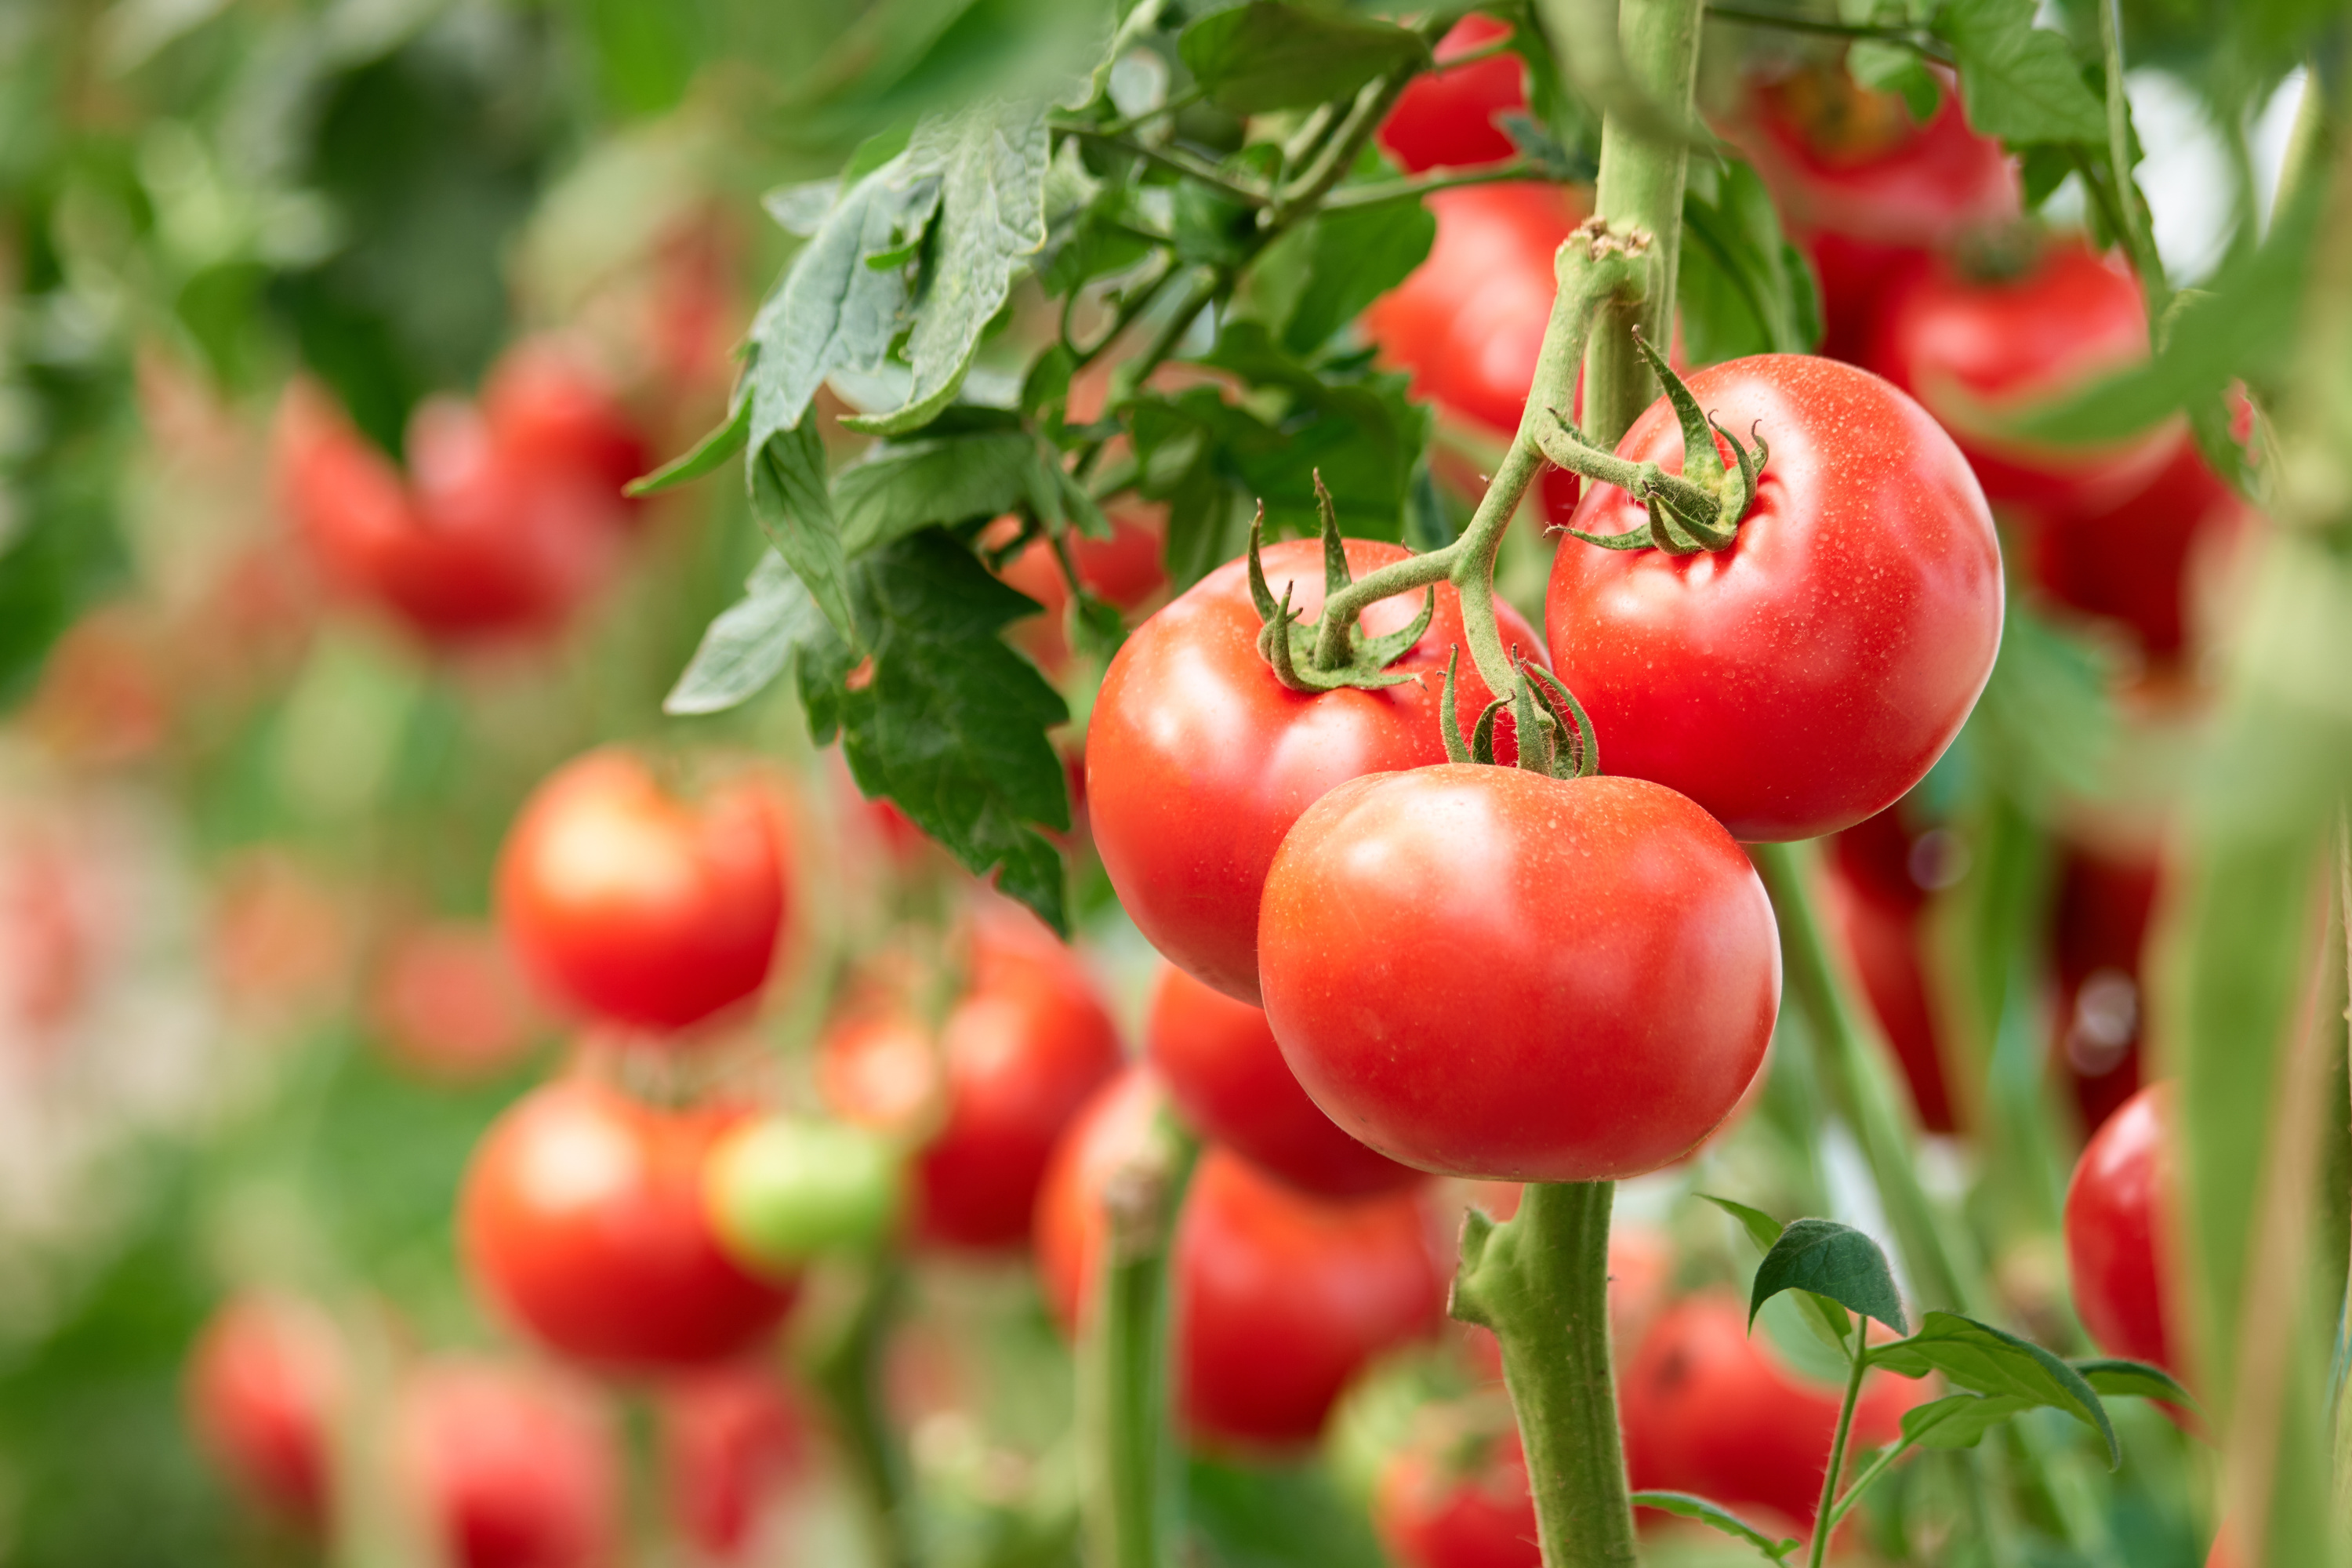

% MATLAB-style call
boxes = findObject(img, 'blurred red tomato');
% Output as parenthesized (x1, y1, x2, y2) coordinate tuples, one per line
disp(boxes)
(481, 336, 650, 503)
(2063, 1082, 2176, 1374)
(1144, 960, 1421, 1200)
(1822, 810, 1960, 1133)
(1377, 16, 1526, 175)
(209, 850, 350, 1026)
(397, 1359, 620, 1568)
(660, 1367, 808, 1561)
(1375, 1421, 1537, 1568)
(1622, 1295, 1924, 1531)
(993, 508, 1170, 677)
(27, 608, 172, 764)
(1036, 1070, 1446, 1449)
(2049, 845, 2159, 1134)
(1737, 66, 2018, 361)
(460, 1077, 799, 1370)
(823, 903, 1123, 1250)
(185, 1293, 340, 1527)
(496, 750, 788, 1036)
(368, 920, 544, 1083)
(2027, 439, 2245, 666)
(1864, 235, 2180, 524)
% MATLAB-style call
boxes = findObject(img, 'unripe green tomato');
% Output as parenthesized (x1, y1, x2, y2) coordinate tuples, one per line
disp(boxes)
(704, 1117, 903, 1272)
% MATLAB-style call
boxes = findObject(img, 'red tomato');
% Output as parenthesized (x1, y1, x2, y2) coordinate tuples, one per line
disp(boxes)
(1544, 354, 2003, 842)
(496, 750, 788, 1035)
(1360, 182, 1588, 522)
(1377, 16, 1526, 175)
(1145, 960, 1421, 1200)
(2050, 847, 2160, 1134)
(1736, 67, 2018, 362)
(1258, 766, 1780, 1181)
(995, 507, 1170, 677)
(1864, 237, 2180, 523)
(1375, 1424, 1539, 1568)
(368, 920, 544, 1084)
(185, 1293, 340, 1526)
(396, 1359, 620, 1568)
(2063, 1082, 2176, 1373)
(661, 1367, 808, 1561)
(822, 903, 1124, 1250)
(481, 336, 651, 503)
(459, 1077, 799, 1370)
(1088, 537, 1541, 1004)
(1035, 1070, 1446, 1448)
(1823, 811, 1958, 1134)
(2027, 438, 2244, 665)
(1622, 1294, 1922, 1530)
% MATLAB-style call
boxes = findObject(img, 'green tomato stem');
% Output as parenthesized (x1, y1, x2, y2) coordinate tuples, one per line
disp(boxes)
(1451, 1181, 1639, 1567)
(806, 1261, 920, 1568)
(2097, 0, 2172, 324)
(1805, 1327, 1873, 1568)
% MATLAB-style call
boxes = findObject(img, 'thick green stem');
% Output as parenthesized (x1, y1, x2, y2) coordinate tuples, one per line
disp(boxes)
(1452, 1182, 1639, 1568)
(1806, 1333, 1872, 1568)
(1570, 0, 1704, 448)
(808, 1263, 920, 1568)
(2097, 0, 2172, 320)
(1080, 1109, 1200, 1568)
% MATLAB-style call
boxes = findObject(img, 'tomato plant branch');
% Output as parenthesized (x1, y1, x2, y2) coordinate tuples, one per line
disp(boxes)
(1080, 1108, 1200, 1568)
(1702, 5, 1955, 65)
(1804, 1327, 1873, 1568)
(806, 1262, 921, 1568)
(1320, 161, 1541, 210)
(1069, 129, 1272, 208)
(1451, 1181, 1639, 1567)
(2097, 0, 2171, 321)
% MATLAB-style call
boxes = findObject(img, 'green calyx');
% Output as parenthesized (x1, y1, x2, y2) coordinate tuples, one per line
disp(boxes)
(1250, 473, 1436, 693)
(1540, 329, 1768, 555)
(1439, 646, 1600, 781)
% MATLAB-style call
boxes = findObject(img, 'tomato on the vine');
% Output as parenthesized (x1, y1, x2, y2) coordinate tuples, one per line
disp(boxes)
(460, 1077, 798, 1370)
(995, 506, 1169, 677)
(1622, 1294, 1922, 1530)
(367, 919, 544, 1085)
(1088, 537, 1541, 1004)
(1822, 809, 1960, 1133)
(1374, 1421, 1538, 1568)
(660, 1367, 808, 1562)
(480, 337, 650, 505)
(1145, 960, 1421, 1200)
(1864, 235, 2180, 523)
(1545, 354, 2002, 842)
(2027, 438, 2245, 666)
(395, 1359, 620, 1568)
(2049, 844, 2160, 1134)
(496, 750, 789, 1036)
(1377, 15, 1526, 176)
(1036, 1070, 1446, 1448)
(185, 1293, 340, 1527)
(1258, 765, 1779, 1181)
(1734, 66, 2019, 363)
(2063, 1082, 2176, 1374)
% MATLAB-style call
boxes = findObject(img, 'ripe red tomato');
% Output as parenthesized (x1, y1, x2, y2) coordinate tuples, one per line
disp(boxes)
(994, 506, 1170, 677)
(660, 1367, 808, 1561)
(1735, 67, 2018, 362)
(1374, 1423, 1538, 1568)
(1864, 236, 2180, 523)
(395, 1359, 620, 1568)
(1377, 16, 1526, 175)
(2063, 1082, 2176, 1373)
(1622, 1294, 1922, 1530)
(1088, 537, 1541, 1004)
(1544, 354, 2002, 842)
(2027, 438, 2244, 666)
(2050, 846, 2160, 1134)
(368, 919, 544, 1084)
(1036, 1070, 1446, 1448)
(480, 336, 651, 503)
(1822, 812, 1958, 1134)
(185, 1293, 340, 1526)
(821, 902, 1123, 1250)
(1258, 766, 1779, 1181)
(459, 1077, 799, 1370)
(496, 750, 788, 1035)
(1144, 960, 1421, 1200)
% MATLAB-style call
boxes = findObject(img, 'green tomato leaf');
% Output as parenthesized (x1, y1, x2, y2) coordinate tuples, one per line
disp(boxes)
(1848, 40, 1940, 124)
(1177, 2, 1431, 116)
(1700, 1193, 1788, 1254)
(665, 551, 829, 717)
(1678, 156, 1821, 364)
(834, 430, 1059, 557)
(750, 422, 859, 649)
(628, 399, 749, 497)
(1871, 1312, 2118, 1466)
(1900, 1392, 2038, 1450)
(1629, 1492, 1802, 1562)
(2075, 1357, 2200, 1414)
(1282, 196, 1436, 356)
(1935, 0, 2107, 146)
(1749, 1218, 1907, 1338)
(797, 529, 1072, 933)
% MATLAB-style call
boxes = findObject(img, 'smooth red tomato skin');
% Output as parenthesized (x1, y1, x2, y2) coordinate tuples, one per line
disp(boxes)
(1374, 1428, 1540, 1568)
(1546, 354, 2002, 842)
(661, 1367, 807, 1561)
(1259, 767, 1780, 1181)
(1622, 1295, 1921, 1529)
(397, 1360, 619, 1568)
(1036, 1070, 1446, 1448)
(1144, 961, 1421, 1200)
(460, 1078, 798, 1371)
(186, 1294, 340, 1526)
(1377, 16, 1526, 175)
(497, 750, 786, 1034)
(2063, 1082, 2175, 1373)
(1865, 238, 2179, 521)
(1089, 538, 1539, 1004)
